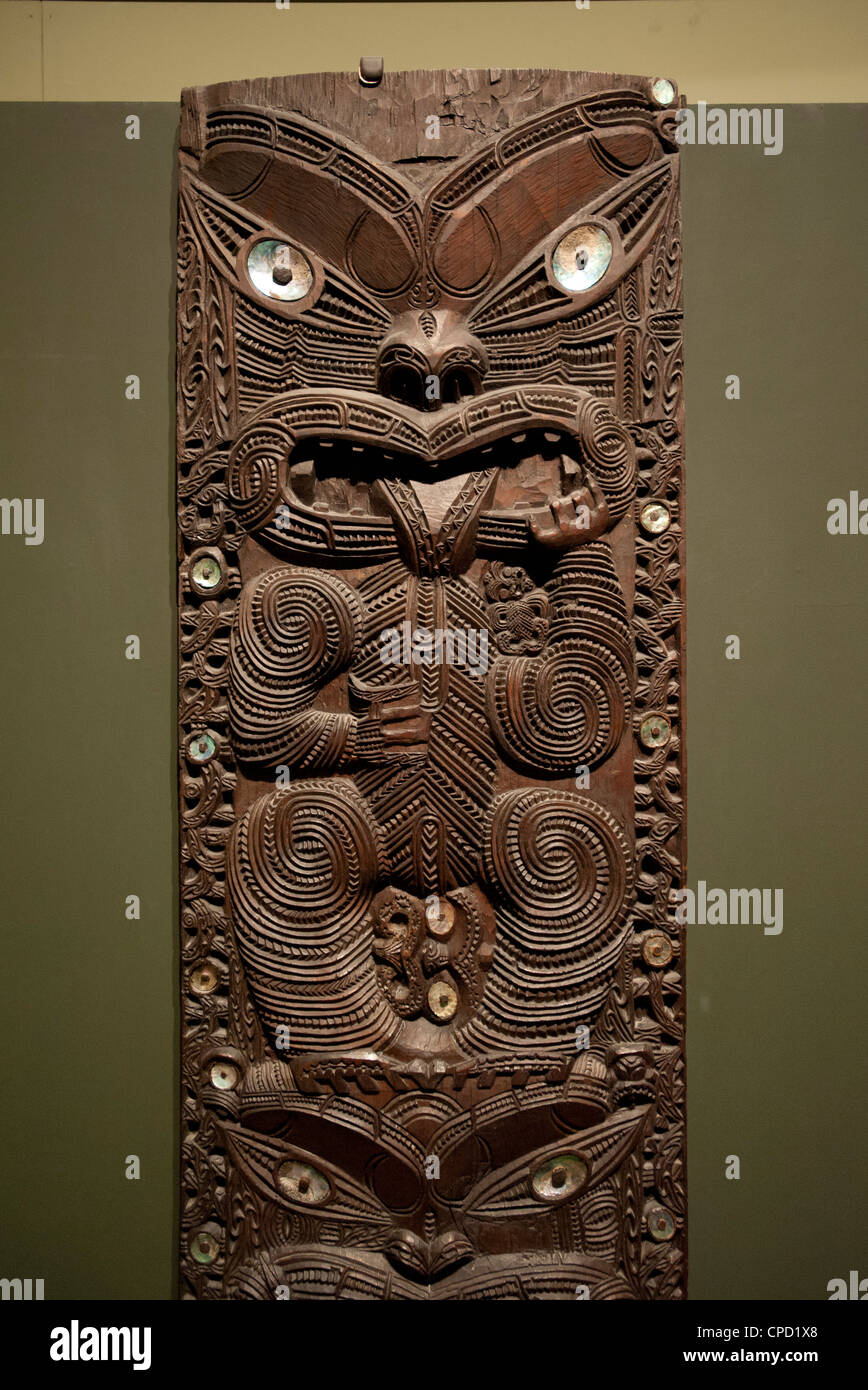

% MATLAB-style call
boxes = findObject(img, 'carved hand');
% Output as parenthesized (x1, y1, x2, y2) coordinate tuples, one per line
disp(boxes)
(528, 472, 610, 549)
(379, 695, 431, 750)
(358, 694, 431, 760)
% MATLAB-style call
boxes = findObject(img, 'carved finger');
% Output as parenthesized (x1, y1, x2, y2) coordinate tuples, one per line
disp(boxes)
(584, 470, 609, 515)
(381, 698, 423, 722)
(528, 510, 555, 541)
(382, 717, 430, 745)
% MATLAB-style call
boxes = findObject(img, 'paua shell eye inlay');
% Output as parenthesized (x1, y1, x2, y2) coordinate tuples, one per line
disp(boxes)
(643, 931, 674, 967)
(247, 239, 314, 301)
(186, 731, 216, 764)
(209, 1060, 239, 1090)
(191, 554, 223, 591)
(651, 78, 676, 107)
(277, 1161, 331, 1206)
(551, 224, 612, 293)
(425, 897, 456, 939)
(427, 979, 459, 1021)
(640, 501, 672, 535)
(639, 714, 671, 750)
(531, 1154, 589, 1202)
(190, 1230, 219, 1264)
(647, 1203, 676, 1241)
(191, 964, 219, 995)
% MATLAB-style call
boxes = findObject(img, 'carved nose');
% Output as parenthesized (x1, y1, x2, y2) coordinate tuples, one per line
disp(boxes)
(385, 1227, 474, 1279)
(376, 312, 487, 411)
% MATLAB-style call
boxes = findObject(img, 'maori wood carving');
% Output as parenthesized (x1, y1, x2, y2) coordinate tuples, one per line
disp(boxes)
(177, 67, 686, 1300)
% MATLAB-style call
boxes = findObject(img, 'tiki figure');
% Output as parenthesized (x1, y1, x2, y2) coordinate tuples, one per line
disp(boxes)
(178, 67, 685, 1299)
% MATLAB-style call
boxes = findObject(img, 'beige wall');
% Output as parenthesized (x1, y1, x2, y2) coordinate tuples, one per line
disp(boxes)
(1, 0, 867, 103)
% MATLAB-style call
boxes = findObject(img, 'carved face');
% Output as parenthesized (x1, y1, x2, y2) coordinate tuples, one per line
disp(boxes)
(180, 87, 678, 528)
(220, 1085, 647, 1299)
(179, 69, 685, 1301)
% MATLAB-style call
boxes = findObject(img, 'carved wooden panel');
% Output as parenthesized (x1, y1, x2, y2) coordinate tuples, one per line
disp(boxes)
(177, 67, 685, 1300)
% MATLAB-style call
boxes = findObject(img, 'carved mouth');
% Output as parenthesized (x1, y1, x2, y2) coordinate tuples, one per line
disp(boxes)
(287, 425, 588, 501)
(226, 1243, 632, 1300)
(228, 385, 633, 550)
(245, 383, 603, 473)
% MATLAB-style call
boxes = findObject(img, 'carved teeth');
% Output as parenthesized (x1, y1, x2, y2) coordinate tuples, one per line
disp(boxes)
(294, 424, 579, 483)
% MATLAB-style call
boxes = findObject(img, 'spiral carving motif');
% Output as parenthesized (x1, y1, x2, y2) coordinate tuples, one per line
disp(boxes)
(461, 788, 634, 1049)
(576, 395, 636, 524)
(226, 781, 395, 1053)
(487, 637, 629, 772)
(487, 542, 632, 772)
(234, 565, 361, 685)
(483, 788, 632, 944)
(227, 423, 290, 531)
(230, 566, 362, 765)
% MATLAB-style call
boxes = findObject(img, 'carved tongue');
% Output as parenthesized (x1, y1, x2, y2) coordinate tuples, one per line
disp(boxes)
(409, 473, 469, 531)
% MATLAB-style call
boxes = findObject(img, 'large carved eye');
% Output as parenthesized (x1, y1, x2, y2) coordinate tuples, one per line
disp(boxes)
(276, 1160, 332, 1206)
(551, 224, 612, 293)
(247, 239, 314, 302)
(530, 1153, 589, 1203)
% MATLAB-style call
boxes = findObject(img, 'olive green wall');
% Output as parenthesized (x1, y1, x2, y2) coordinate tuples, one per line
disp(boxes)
(1, 1, 866, 1302)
